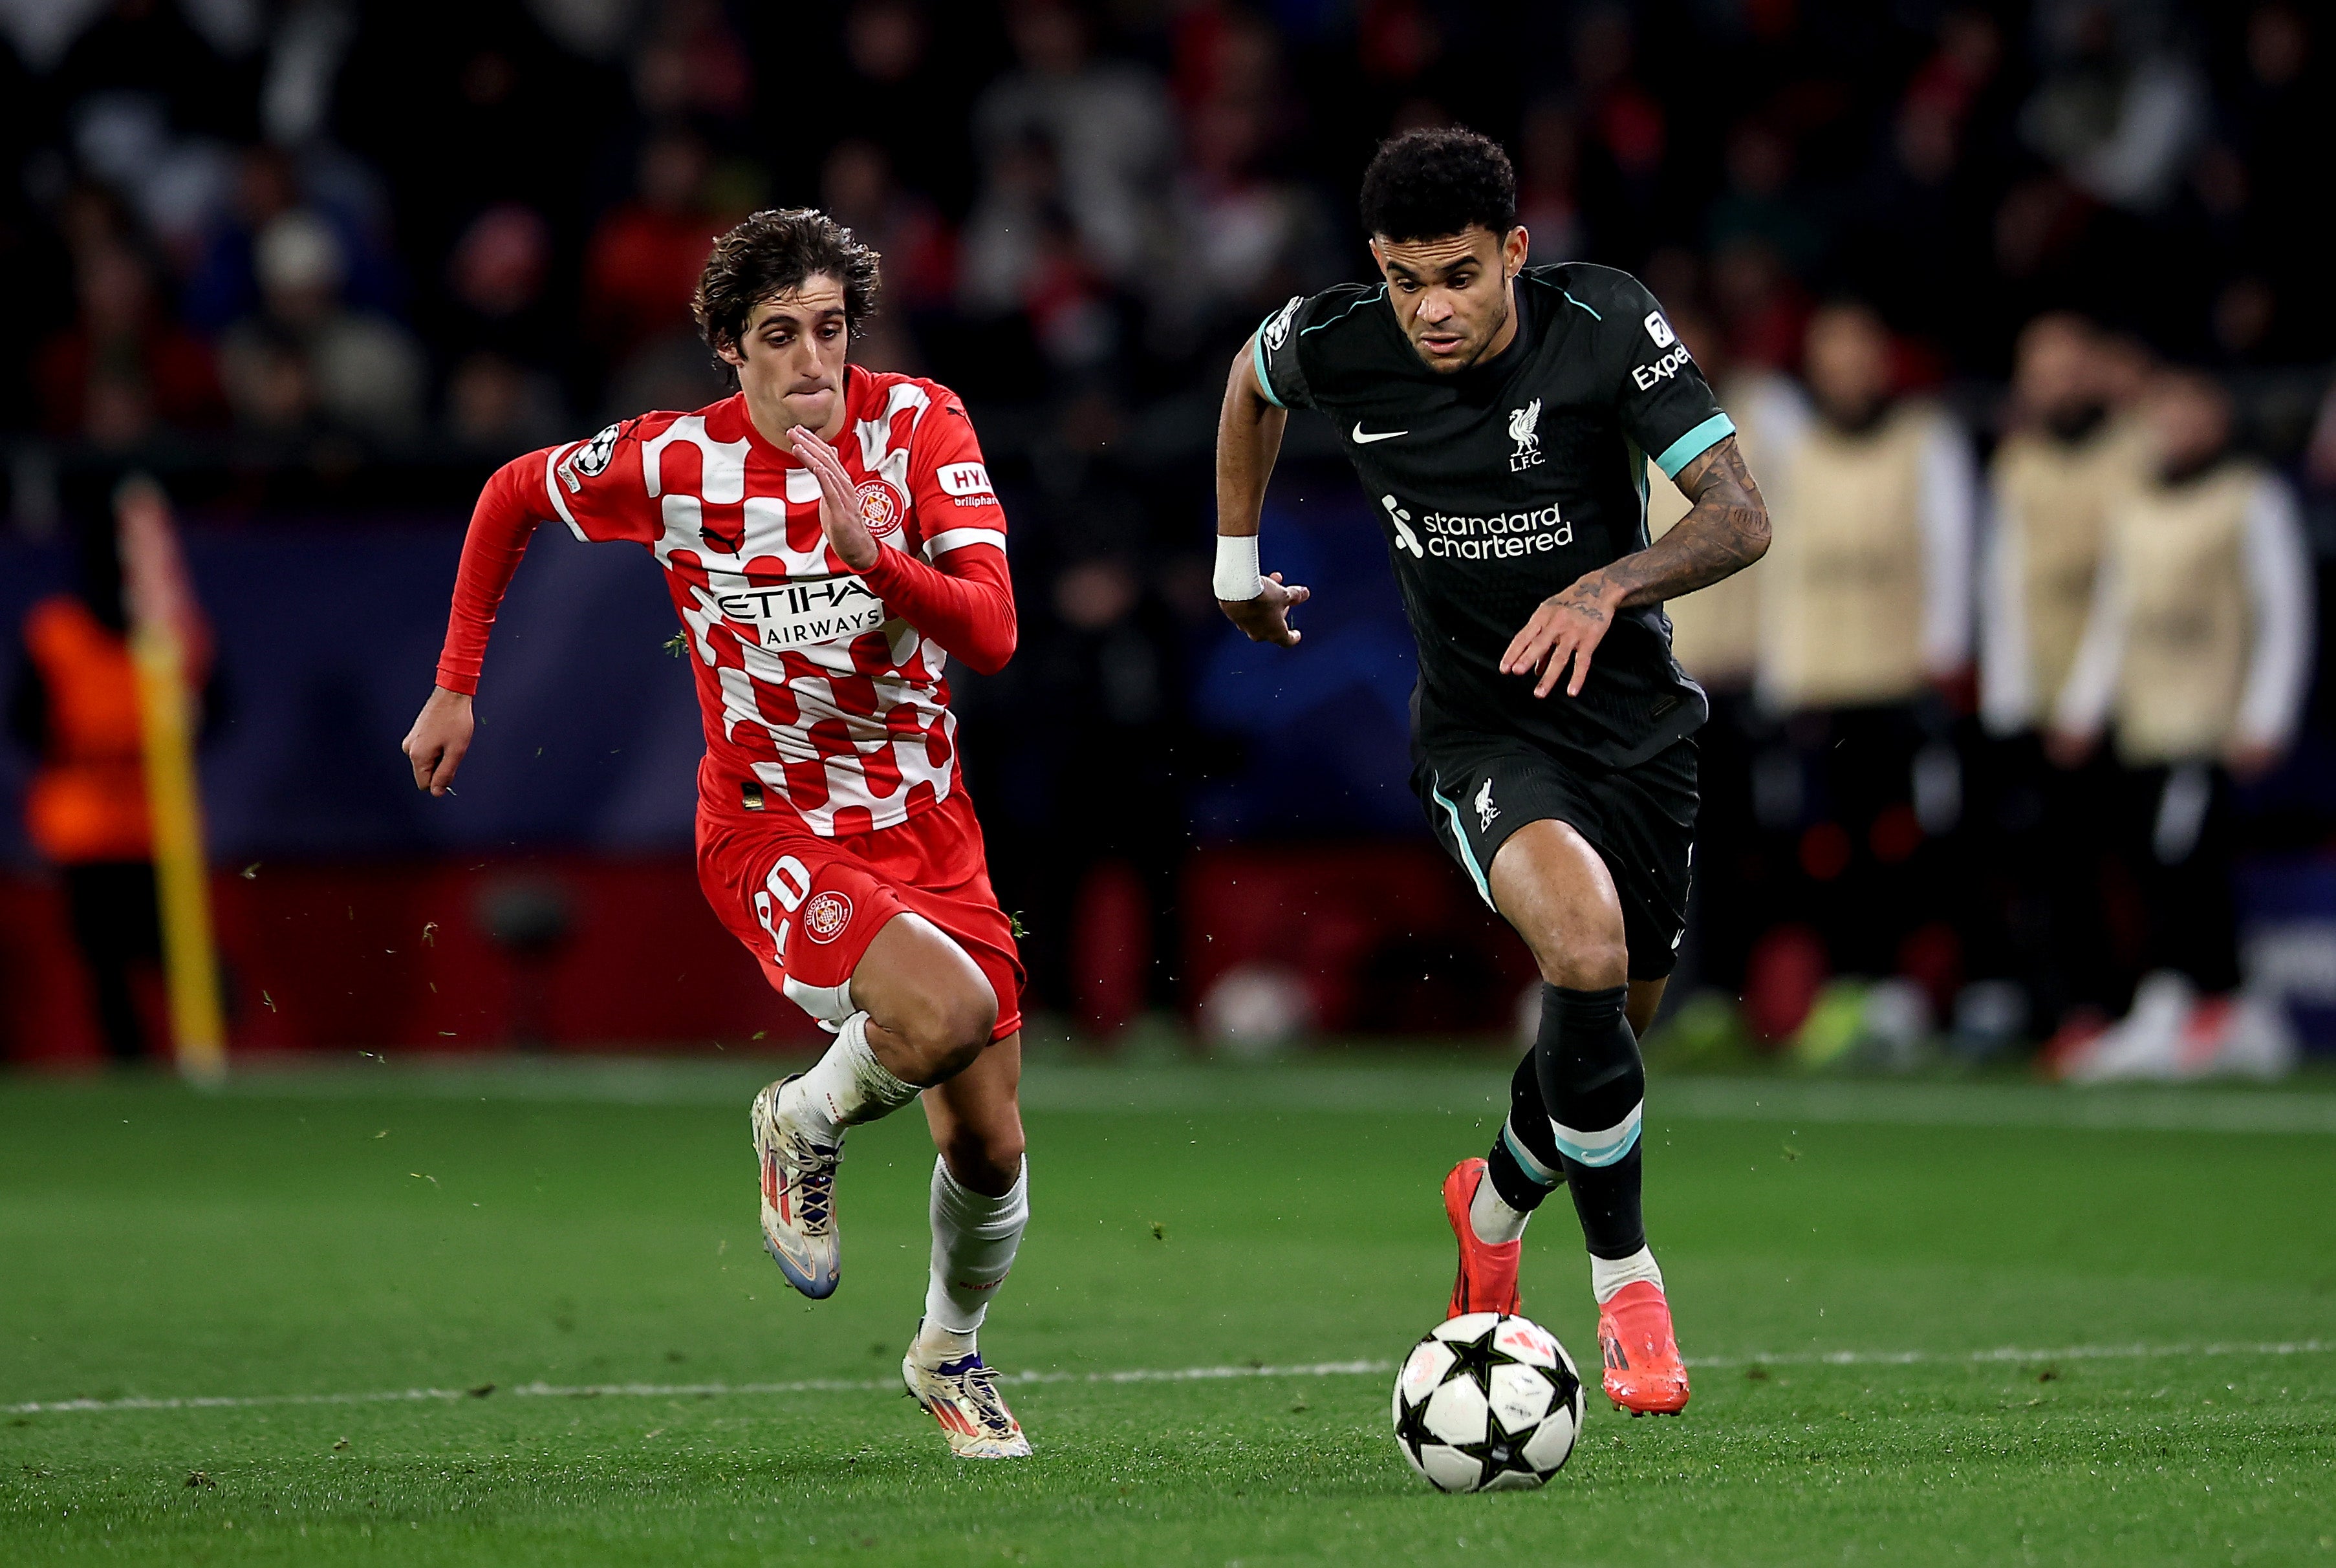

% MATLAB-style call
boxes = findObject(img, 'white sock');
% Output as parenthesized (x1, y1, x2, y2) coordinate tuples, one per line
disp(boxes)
(913, 1320, 979, 1362)
(1590, 1246, 1663, 1305)
(784, 1013, 918, 1141)
(922, 1155, 1029, 1338)
(1469, 1173, 1531, 1245)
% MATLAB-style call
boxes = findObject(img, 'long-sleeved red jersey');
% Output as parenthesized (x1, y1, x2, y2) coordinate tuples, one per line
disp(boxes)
(435, 367, 1016, 837)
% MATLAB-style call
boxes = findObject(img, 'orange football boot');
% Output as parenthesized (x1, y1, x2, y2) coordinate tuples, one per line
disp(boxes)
(1598, 1278, 1690, 1415)
(1441, 1157, 1523, 1320)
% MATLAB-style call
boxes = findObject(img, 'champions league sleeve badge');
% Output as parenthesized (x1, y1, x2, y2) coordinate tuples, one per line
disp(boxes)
(557, 422, 622, 492)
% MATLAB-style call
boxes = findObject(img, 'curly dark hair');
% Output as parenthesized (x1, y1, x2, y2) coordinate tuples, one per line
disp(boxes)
(1358, 128, 1517, 242)
(692, 208, 881, 374)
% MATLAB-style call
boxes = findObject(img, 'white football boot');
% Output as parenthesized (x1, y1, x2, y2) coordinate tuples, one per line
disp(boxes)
(2211, 991, 2300, 1080)
(902, 1324, 1032, 1459)
(2062, 971, 2192, 1083)
(750, 1076, 841, 1299)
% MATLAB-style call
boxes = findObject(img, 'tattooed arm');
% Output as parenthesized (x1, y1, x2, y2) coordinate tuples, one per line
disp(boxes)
(1500, 436, 1770, 698)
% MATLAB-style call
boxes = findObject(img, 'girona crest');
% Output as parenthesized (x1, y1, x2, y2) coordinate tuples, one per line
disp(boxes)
(854, 478, 905, 539)
(803, 891, 854, 943)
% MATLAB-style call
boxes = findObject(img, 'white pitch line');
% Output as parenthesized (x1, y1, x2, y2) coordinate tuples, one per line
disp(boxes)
(213, 1058, 2336, 1136)
(6, 1342, 2324, 1418)
(1686, 1338, 2331, 1371)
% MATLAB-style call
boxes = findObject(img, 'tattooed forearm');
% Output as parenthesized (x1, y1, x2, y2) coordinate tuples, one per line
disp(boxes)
(1507, 436, 1767, 697)
(1579, 436, 1770, 610)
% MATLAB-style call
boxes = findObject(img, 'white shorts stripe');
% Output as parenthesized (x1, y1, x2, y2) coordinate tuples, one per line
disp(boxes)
(781, 974, 856, 1026)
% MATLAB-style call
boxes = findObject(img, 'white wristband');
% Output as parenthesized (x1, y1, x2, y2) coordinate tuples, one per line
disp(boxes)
(1213, 533, 1264, 601)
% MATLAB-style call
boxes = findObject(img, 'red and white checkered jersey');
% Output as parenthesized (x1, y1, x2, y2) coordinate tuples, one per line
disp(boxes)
(435, 368, 1016, 837)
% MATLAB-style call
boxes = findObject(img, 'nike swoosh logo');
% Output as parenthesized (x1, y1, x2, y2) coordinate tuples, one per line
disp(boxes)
(1351, 424, 1408, 444)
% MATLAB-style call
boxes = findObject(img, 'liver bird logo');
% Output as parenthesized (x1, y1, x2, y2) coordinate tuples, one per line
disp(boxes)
(1507, 400, 1544, 470)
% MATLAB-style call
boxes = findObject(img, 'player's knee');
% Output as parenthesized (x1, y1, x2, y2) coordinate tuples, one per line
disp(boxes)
(944, 1122, 1025, 1197)
(898, 979, 998, 1080)
(1534, 935, 1628, 991)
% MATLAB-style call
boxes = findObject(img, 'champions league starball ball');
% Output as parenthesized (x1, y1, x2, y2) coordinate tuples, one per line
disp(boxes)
(1391, 1313, 1586, 1492)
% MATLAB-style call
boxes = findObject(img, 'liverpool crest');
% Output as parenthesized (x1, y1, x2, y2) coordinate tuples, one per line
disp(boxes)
(1507, 399, 1544, 471)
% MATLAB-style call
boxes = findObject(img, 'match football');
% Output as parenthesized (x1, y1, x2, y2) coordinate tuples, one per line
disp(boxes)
(6, 3, 2334, 1565)
(1393, 1312, 1586, 1492)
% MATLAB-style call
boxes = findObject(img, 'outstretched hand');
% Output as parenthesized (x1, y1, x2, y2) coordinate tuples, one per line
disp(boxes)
(402, 686, 475, 796)
(1218, 572, 1312, 648)
(1501, 572, 1620, 698)
(786, 424, 880, 572)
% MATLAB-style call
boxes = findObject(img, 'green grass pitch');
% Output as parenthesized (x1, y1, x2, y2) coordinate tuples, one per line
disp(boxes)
(3, 1055, 2333, 1565)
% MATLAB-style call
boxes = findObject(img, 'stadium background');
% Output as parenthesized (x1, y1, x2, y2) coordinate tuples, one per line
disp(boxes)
(3, 0, 2334, 1067)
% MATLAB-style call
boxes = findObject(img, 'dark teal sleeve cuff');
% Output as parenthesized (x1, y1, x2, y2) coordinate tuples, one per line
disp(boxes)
(1653, 413, 1735, 478)
(1250, 325, 1287, 409)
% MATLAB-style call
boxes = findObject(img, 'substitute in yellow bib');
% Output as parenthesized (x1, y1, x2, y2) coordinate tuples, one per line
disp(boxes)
(1749, 301, 1975, 1004)
(1980, 314, 2152, 735)
(2047, 371, 2313, 1080)
(1973, 314, 2153, 1038)
(1760, 303, 1973, 715)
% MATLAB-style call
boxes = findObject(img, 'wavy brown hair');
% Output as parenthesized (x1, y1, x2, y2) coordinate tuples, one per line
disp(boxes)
(691, 208, 881, 376)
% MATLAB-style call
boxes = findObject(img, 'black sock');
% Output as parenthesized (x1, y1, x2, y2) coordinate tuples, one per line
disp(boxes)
(1484, 1051, 1564, 1212)
(1530, 982, 1647, 1260)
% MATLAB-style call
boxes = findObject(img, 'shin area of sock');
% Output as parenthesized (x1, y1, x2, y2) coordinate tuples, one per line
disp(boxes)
(923, 1155, 1029, 1334)
(1531, 983, 1647, 1258)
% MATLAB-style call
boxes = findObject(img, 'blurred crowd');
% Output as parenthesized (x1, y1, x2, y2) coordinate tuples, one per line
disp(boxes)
(5, 0, 2335, 1061)
(1649, 303, 2319, 1077)
(10, 1, 2336, 462)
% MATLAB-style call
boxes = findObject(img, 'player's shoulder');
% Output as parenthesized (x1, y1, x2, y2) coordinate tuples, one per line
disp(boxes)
(1270, 281, 1387, 354)
(546, 403, 709, 496)
(845, 369, 991, 506)
(567, 399, 731, 459)
(849, 365, 971, 424)
(1524, 264, 1700, 406)
(1257, 281, 1395, 407)
(1520, 263, 1667, 349)
(1523, 262, 1657, 314)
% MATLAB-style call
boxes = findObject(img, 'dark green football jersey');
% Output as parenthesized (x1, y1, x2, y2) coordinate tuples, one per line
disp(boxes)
(1252, 263, 1735, 769)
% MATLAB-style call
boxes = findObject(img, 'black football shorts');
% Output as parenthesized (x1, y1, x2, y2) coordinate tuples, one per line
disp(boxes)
(1412, 729, 1699, 982)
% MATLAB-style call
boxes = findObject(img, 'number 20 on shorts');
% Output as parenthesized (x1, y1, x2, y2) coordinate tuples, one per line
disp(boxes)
(753, 855, 812, 957)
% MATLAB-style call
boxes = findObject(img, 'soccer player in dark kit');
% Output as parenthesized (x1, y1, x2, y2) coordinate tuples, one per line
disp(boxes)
(1213, 129, 1771, 1415)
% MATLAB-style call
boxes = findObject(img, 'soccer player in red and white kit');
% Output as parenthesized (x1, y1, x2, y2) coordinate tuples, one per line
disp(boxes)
(402, 210, 1034, 1458)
